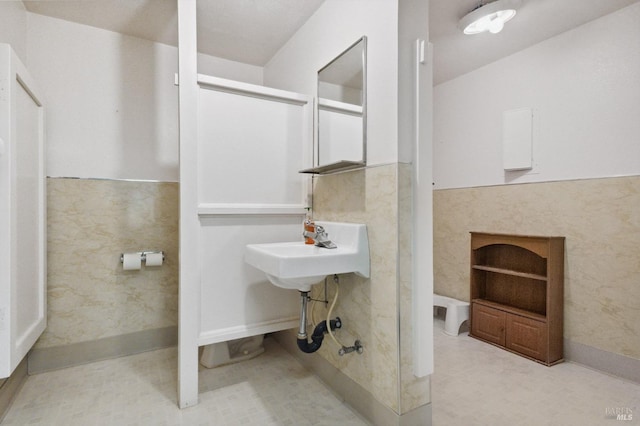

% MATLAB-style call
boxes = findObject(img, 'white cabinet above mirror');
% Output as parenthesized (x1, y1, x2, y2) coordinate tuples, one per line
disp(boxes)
(300, 36, 367, 175)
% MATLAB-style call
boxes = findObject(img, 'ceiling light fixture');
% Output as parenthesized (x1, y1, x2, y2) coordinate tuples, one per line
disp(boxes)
(459, 0, 522, 35)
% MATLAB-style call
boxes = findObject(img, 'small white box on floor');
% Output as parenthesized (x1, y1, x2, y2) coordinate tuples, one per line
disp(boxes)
(200, 335, 265, 368)
(433, 294, 469, 336)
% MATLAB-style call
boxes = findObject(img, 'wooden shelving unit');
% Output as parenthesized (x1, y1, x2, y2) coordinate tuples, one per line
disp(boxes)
(469, 232, 565, 366)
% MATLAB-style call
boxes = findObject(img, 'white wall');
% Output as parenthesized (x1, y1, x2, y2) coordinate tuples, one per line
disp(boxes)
(197, 53, 263, 85)
(0, 1, 27, 63)
(433, 3, 640, 190)
(26, 12, 263, 182)
(264, 0, 399, 166)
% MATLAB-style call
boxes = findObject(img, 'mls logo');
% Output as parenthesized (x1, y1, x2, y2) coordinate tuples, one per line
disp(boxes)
(605, 407, 633, 421)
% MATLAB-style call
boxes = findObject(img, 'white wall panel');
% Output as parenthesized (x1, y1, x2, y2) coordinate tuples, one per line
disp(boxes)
(195, 75, 310, 347)
(0, 2, 27, 63)
(198, 216, 300, 344)
(263, 0, 399, 166)
(434, 4, 640, 189)
(25, 12, 263, 181)
(502, 108, 533, 171)
(198, 87, 306, 206)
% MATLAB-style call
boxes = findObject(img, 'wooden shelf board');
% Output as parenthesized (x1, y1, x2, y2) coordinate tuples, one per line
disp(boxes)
(472, 264, 548, 281)
(472, 298, 547, 322)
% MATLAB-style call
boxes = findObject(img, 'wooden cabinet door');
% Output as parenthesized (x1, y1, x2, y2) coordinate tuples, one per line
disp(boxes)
(506, 315, 548, 362)
(471, 303, 506, 346)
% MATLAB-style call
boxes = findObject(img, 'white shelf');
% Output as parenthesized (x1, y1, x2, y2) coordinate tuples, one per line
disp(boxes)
(197, 203, 307, 216)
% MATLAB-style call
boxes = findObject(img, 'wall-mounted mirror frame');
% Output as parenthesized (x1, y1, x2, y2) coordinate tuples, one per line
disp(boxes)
(300, 36, 367, 175)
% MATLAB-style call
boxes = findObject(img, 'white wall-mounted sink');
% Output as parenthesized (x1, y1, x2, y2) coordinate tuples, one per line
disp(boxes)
(244, 221, 369, 292)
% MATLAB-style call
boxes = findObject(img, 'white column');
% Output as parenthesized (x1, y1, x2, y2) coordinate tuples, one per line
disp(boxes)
(412, 39, 434, 378)
(177, 0, 200, 408)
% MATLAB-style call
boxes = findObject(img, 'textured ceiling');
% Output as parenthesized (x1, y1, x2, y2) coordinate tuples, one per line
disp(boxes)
(430, 0, 639, 84)
(22, 0, 640, 83)
(22, 0, 325, 66)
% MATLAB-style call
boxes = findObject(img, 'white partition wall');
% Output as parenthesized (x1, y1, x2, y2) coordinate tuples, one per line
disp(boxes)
(0, 44, 46, 379)
(198, 216, 302, 345)
(197, 75, 310, 211)
(196, 76, 310, 346)
(178, 0, 311, 406)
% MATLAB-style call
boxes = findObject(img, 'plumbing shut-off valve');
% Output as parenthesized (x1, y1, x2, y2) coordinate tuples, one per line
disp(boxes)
(338, 340, 364, 356)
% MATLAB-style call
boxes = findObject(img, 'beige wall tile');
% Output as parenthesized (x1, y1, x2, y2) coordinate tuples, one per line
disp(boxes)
(39, 178, 179, 348)
(311, 163, 432, 413)
(311, 164, 401, 412)
(434, 176, 640, 359)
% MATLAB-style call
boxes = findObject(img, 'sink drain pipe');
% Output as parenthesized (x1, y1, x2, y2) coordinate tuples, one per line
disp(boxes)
(296, 291, 341, 353)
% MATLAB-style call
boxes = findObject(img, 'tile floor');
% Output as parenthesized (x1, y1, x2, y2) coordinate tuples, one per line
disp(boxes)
(2, 321, 639, 425)
(1, 337, 367, 426)
(432, 318, 640, 425)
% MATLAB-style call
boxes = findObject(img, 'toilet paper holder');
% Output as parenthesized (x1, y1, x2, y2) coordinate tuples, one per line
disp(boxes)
(120, 251, 165, 264)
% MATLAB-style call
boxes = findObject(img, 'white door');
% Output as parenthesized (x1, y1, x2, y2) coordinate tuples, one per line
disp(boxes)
(0, 44, 47, 379)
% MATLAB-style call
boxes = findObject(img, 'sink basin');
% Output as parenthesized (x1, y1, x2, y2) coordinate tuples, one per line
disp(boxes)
(244, 221, 369, 292)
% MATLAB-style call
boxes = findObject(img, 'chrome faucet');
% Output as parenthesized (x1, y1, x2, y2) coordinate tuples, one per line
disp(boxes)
(303, 225, 337, 249)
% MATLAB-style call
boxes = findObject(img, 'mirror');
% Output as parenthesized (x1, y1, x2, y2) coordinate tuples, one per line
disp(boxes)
(301, 36, 367, 174)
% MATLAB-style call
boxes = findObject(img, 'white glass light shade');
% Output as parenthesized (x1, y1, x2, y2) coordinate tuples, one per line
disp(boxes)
(488, 14, 507, 33)
(459, 0, 522, 35)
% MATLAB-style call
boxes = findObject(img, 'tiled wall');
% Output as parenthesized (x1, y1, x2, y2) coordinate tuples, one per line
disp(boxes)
(311, 164, 400, 411)
(307, 163, 429, 414)
(433, 175, 640, 360)
(40, 169, 431, 413)
(38, 178, 179, 349)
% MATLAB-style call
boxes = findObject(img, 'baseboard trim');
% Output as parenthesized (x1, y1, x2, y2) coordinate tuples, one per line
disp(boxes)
(198, 318, 299, 346)
(28, 326, 178, 374)
(565, 339, 640, 384)
(273, 331, 432, 426)
(0, 355, 28, 423)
